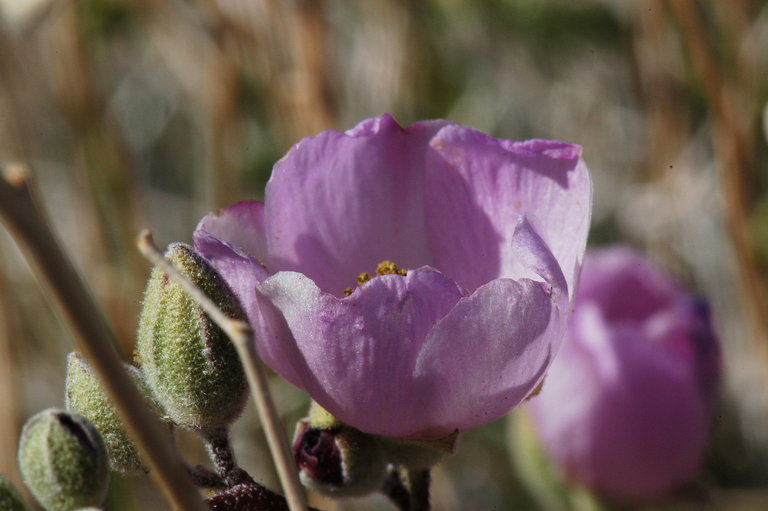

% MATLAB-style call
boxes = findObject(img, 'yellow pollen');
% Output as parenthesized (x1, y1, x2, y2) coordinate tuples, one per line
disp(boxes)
(357, 272, 372, 285)
(343, 261, 408, 297)
(375, 260, 407, 276)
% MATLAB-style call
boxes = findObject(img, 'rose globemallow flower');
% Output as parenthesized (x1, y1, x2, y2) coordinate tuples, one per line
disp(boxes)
(527, 247, 721, 500)
(193, 114, 592, 439)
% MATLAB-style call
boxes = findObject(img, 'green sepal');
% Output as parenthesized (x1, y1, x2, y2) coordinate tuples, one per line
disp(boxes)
(377, 430, 458, 471)
(0, 474, 29, 511)
(18, 408, 109, 511)
(137, 243, 247, 429)
(65, 352, 168, 474)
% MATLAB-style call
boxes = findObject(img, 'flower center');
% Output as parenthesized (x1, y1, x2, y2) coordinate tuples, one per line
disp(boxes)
(343, 260, 408, 296)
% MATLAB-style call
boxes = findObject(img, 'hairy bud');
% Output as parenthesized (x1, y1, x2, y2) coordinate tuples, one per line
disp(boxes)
(137, 243, 247, 429)
(65, 352, 167, 474)
(18, 409, 109, 511)
(0, 475, 29, 511)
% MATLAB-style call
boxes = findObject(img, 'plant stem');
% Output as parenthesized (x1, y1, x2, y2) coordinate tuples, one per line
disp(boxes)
(0, 166, 207, 510)
(187, 463, 227, 489)
(137, 230, 308, 511)
(381, 468, 411, 511)
(206, 482, 322, 511)
(202, 427, 252, 487)
(407, 469, 431, 511)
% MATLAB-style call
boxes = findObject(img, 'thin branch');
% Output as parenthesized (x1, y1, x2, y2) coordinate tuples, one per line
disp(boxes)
(136, 230, 308, 511)
(202, 427, 252, 487)
(0, 165, 207, 511)
(667, 0, 768, 359)
(406, 469, 431, 511)
(381, 468, 411, 511)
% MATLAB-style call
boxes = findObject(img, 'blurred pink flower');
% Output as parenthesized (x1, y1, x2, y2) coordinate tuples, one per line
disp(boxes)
(529, 246, 721, 499)
(194, 114, 592, 438)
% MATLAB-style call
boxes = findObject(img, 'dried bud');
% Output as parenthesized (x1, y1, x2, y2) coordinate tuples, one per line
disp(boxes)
(18, 409, 109, 511)
(137, 243, 247, 429)
(293, 404, 386, 497)
(0, 475, 29, 511)
(65, 352, 167, 474)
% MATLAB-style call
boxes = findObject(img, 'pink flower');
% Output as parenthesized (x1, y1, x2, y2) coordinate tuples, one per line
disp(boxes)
(528, 247, 721, 500)
(194, 114, 592, 438)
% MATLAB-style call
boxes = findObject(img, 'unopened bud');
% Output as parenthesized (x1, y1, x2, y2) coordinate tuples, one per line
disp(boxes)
(65, 352, 166, 474)
(137, 243, 247, 429)
(0, 475, 29, 511)
(18, 409, 109, 511)
(293, 403, 386, 497)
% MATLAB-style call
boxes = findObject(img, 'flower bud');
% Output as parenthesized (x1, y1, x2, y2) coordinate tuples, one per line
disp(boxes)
(65, 352, 166, 474)
(0, 475, 29, 511)
(18, 408, 109, 511)
(137, 243, 247, 429)
(293, 404, 386, 497)
(527, 247, 721, 500)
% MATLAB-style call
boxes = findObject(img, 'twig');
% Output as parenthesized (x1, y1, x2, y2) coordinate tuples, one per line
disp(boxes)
(188, 463, 228, 489)
(202, 427, 252, 487)
(0, 165, 207, 510)
(206, 482, 321, 511)
(136, 230, 308, 511)
(406, 469, 431, 511)
(668, 0, 768, 360)
(381, 468, 411, 511)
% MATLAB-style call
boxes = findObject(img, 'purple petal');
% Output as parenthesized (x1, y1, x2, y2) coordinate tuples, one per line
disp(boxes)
(256, 267, 465, 437)
(193, 202, 271, 329)
(425, 126, 592, 297)
(413, 266, 567, 433)
(577, 246, 683, 322)
(264, 114, 453, 295)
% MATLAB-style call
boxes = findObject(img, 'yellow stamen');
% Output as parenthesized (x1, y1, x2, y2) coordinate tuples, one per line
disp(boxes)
(343, 261, 409, 297)
(375, 260, 407, 276)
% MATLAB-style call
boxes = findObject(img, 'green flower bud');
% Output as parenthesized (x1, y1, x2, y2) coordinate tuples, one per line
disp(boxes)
(137, 243, 247, 429)
(0, 474, 29, 511)
(292, 418, 387, 497)
(18, 409, 109, 511)
(65, 352, 167, 474)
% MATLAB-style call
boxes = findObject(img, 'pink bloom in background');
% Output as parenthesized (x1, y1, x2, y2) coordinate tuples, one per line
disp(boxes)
(528, 247, 721, 500)
(194, 114, 592, 438)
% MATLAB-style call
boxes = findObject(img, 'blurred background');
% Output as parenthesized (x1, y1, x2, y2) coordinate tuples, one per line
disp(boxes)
(1, 0, 767, 509)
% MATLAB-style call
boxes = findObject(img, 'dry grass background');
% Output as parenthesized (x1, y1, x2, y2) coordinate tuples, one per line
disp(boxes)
(1, 0, 768, 509)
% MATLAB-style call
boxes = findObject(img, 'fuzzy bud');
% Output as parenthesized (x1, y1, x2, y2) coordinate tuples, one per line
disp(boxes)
(0, 475, 29, 511)
(65, 352, 167, 474)
(293, 404, 386, 497)
(137, 243, 247, 429)
(18, 409, 109, 511)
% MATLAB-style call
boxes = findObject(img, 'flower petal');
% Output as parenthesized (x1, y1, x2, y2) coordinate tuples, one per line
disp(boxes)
(425, 126, 592, 297)
(578, 246, 682, 322)
(256, 267, 465, 436)
(193, 201, 271, 329)
(265, 114, 452, 295)
(413, 283, 564, 435)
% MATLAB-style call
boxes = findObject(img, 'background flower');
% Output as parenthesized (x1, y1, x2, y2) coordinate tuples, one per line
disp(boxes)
(194, 114, 592, 438)
(528, 246, 721, 500)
